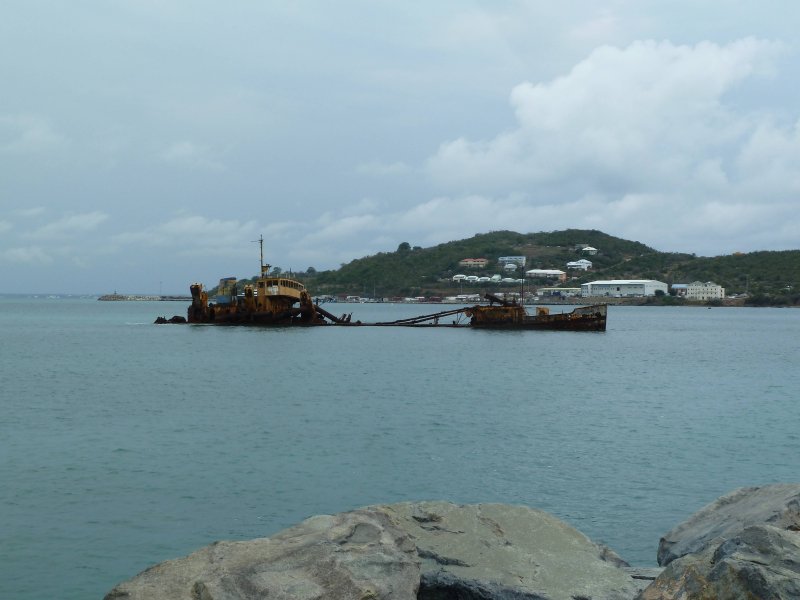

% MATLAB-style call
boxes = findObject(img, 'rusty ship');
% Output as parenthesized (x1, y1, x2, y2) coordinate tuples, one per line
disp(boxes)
(159, 238, 606, 330)
(184, 237, 351, 326)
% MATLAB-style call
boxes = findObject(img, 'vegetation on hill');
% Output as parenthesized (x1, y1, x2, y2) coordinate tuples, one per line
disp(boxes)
(214, 229, 800, 306)
(308, 229, 656, 297)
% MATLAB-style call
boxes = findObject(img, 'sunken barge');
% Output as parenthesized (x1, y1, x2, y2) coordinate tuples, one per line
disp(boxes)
(155, 238, 606, 330)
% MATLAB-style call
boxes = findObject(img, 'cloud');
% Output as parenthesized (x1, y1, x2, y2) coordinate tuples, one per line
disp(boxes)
(113, 215, 260, 256)
(26, 212, 109, 240)
(12, 206, 47, 218)
(0, 246, 54, 265)
(429, 38, 784, 191)
(0, 114, 65, 154)
(422, 37, 800, 254)
(159, 141, 225, 170)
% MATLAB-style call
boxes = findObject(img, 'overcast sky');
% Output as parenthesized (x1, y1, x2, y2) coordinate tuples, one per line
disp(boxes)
(2, 1, 799, 294)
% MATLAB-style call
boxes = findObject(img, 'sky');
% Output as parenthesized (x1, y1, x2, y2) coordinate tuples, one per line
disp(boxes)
(2, 1, 799, 294)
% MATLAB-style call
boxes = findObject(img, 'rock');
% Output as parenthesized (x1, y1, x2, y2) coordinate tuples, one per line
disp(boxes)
(623, 567, 664, 595)
(377, 501, 638, 600)
(106, 501, 639, 600)
(657, 483, 800, 566)
(103, 508, 421, 600)
(154, 315, 187, 324)
(639, 524, 800, 600)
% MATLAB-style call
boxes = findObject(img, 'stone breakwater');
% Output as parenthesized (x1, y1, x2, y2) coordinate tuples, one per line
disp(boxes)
(105, 484, 800, 600)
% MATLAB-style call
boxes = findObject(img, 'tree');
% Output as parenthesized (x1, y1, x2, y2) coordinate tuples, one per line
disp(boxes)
(397, 241, 411, 252)
(306, 266, 317, 274)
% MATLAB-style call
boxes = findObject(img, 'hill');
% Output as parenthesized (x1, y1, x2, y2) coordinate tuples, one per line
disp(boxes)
(224, 229, 800, 305)
(308, 229, 655, 296)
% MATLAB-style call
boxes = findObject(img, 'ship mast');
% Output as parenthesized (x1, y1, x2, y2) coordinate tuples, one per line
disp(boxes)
(253, 235, 271, 277)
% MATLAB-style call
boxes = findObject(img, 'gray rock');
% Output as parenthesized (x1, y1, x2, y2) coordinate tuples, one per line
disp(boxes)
(639, 524, 800, 600)
(623, 567, 664, 595)
(105, 501, 639, 600)
(657, 483, 800, 566)
(377, 501, 638, 600)
(103, 508, 421, 600)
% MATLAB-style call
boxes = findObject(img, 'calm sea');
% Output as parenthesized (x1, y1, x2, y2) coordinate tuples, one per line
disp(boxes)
(2, 296, 799, 599)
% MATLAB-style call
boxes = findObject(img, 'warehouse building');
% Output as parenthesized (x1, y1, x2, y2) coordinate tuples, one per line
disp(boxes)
(581, 279, 668, 297)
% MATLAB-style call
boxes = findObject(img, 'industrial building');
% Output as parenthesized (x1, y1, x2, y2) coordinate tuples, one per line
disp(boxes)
(685, 281, 725, 300)
(581, 279, 668, 297)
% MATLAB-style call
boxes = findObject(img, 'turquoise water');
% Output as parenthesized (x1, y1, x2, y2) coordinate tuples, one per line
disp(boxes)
(2, 297, 799, 599)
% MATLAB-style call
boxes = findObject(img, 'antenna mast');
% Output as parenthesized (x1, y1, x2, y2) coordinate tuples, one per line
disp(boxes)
(252, 235, 270, 277)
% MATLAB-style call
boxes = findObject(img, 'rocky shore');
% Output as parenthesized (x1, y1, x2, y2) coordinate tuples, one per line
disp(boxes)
(105, 483, 800, 600)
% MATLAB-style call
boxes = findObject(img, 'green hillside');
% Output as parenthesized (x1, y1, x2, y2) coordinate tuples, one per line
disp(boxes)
(220, 229, 800, 305)
(309, 229, 657, 297)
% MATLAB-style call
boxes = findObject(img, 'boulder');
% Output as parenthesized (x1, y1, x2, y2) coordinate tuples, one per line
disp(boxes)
(640, 524, 800, 600)
(657, 484, 800, 566)
(105, 502, 639, 600)
(377, 501, 638, 600)
(103, 508, 420, 600)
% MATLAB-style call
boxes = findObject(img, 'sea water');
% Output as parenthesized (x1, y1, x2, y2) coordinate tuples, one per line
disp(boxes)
(1, 296, 799, 599)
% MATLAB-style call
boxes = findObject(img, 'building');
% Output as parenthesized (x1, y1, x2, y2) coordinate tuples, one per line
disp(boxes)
(503, 263, 518, 272)
(581, 246, 598, 255)
(539, 287, 581, 297)
(671, 284, 688, 296)
(498, 255, 526, 267)
(459, 258, 489, 269)
(581, 279, 668, 297)
(685, 281, 725, 301)
(526, 269, 567, 282)
(566, 259, 593, 271)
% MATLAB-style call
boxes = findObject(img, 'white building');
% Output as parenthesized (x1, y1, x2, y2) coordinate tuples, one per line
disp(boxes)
(685, 281, 725, 301)
(566, 259, 593, 271)
(499, 255, 526, 267)
(582, 246, 598, 255)
(526, 269, 567, 282)
(581, 279, 668, 297)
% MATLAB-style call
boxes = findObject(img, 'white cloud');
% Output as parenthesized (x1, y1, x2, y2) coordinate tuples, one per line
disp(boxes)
(113, 215, 260, 256)
(0, 114, 65, 154)
(26, 212, 109, 240)
(423, 38, 799, 254)
(12, 206, 47, 218)
(0, 246, 53, 265)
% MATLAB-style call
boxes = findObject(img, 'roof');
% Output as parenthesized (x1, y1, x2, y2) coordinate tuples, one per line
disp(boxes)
(584, 279, 665, 285)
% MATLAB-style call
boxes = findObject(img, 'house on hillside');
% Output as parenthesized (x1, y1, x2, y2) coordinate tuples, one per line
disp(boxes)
(566, 259, 593, 271)
(581, 246, 598, 256)
(459, 258, 489, 269)
(526, 269, 567, 282)
(498, 255, 526, 267)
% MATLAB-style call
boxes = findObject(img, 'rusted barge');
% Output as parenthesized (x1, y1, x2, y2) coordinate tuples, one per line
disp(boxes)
(368, 294, 606, 331)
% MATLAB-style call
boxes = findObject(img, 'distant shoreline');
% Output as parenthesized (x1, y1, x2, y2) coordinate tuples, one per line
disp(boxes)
(97, 294, 191, 302)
